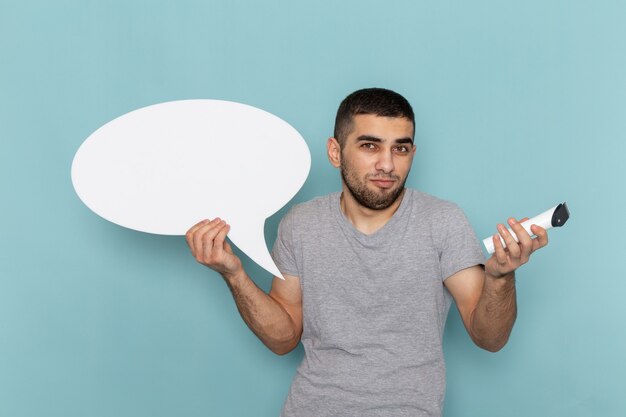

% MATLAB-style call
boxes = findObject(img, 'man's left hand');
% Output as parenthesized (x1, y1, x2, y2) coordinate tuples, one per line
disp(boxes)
(485, 217, 549, 279)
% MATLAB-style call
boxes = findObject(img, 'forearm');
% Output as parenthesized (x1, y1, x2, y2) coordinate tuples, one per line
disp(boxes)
(222, 269, 300, 355)
(470, 271, 517, 352)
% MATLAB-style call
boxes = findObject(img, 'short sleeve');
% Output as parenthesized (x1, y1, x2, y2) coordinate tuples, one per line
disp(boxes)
(439, 205, 486, 281)
(271, 208, 300, 277)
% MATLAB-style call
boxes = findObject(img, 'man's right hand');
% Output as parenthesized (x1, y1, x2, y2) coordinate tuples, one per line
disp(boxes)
(185, 218, 243, 279)
(186, 218, 303, 355)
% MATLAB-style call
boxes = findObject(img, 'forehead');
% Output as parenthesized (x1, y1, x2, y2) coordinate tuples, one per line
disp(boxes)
(348, 114, 414, 141)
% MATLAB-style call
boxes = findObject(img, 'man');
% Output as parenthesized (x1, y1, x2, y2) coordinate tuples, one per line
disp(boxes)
(186, 88, 548, 416)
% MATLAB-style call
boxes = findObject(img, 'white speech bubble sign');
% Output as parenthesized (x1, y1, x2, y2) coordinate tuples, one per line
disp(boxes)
(71, 100, 310, 278)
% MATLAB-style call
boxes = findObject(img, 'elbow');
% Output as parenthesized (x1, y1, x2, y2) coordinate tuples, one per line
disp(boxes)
(473, 334, 510, 353)
(480, 342, 505, 353)
(272, 346, 295, 356)
(266, 326, 301, 356)
(269, 339, 299, 356)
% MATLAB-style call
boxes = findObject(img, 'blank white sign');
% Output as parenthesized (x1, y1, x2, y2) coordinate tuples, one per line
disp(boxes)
(72, 100, 311, 278)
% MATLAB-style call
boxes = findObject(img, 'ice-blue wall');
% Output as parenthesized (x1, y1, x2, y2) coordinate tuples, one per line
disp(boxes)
(1, 1, 624, 416)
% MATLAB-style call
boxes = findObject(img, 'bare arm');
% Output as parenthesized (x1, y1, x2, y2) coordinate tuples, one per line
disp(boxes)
(445, 217, 548, 352)
(445, 265, 517, 352)
(186, 218, 303, 355)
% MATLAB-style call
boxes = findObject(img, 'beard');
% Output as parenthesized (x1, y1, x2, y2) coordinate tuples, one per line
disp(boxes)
(340, 158, 408, 210)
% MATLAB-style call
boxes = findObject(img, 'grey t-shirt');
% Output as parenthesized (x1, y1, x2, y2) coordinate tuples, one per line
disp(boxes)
(271, 189, 485, 417)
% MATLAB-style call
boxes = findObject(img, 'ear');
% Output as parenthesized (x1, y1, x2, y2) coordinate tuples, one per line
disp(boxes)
(327, 137, 341, 168)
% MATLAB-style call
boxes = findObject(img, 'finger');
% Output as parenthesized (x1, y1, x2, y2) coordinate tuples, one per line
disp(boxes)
(223, 240, 234, 254)
(530, 224, 549, 251)
(520, 217, 529, 223)
(492, 233, 509, 265)
(187, 218, 211, 236)
(508, 217, 533, 260)
(213, 223, 230, 253)
(199, 220, 226, 252)
(186, 219, 210, 248)
(187, 217, 220, 243)
(193, 218, 223, 256)
(498, 223, 521, 259)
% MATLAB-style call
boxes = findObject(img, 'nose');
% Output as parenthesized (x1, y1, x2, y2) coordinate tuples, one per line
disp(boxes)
(375, 149, 394, 174)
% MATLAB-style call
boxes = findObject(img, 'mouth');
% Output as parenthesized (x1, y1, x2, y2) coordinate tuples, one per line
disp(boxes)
(369, 178, 396, 189)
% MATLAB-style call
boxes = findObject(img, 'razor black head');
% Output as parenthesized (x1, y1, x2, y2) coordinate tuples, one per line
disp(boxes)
(551, 202, 570, 227)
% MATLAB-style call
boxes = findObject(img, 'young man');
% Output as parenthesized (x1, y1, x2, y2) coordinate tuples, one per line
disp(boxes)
(186, 88, 548, 417)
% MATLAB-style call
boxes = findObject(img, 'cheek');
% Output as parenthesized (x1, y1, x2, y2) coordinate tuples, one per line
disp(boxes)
(395, 156, 414, 172)
(344, 154, 371, 173)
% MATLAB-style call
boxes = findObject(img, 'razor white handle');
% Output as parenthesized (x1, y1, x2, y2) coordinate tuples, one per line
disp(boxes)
(483, 202, 569, 254)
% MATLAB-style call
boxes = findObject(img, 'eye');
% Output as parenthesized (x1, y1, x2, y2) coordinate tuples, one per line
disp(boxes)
(393, 145, 411, 153)
(360, 143, 377, 150)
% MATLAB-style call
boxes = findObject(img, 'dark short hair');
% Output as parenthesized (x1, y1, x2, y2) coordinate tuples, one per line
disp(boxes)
(333, 88, 415, 147)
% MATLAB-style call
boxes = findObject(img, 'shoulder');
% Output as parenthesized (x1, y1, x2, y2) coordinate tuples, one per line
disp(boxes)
(284, 193, 337, 219)
(406, 188, 464, 219)
(275, 193, 338, 251)
(280, 193, 338, 228)
(405, 189, 474, 244)
(406, 189, 482, 259)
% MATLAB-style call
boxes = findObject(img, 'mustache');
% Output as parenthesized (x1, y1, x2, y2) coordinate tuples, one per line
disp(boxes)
(366, 174, 401, 181)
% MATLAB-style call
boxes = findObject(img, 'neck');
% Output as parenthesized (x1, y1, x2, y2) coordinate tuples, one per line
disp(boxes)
(340, 186, 407, 235)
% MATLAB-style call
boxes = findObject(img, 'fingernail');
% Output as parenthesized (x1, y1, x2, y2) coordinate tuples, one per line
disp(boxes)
(508, 218, 517, 225)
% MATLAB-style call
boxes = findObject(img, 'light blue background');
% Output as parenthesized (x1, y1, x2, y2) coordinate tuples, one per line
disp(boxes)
(1, 1, 624, 416)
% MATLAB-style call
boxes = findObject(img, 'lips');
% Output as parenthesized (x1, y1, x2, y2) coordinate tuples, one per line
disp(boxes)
(370, 179, 396, 189)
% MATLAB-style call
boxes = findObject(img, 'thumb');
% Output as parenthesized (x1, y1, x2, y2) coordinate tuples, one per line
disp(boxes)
(223, 241, 234, 254)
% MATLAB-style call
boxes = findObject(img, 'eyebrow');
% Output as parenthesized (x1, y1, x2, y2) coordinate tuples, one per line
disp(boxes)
(355, 135, 414, 145)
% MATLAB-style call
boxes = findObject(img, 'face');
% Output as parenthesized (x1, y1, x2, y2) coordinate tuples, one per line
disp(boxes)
(331, 114, 415, 210)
